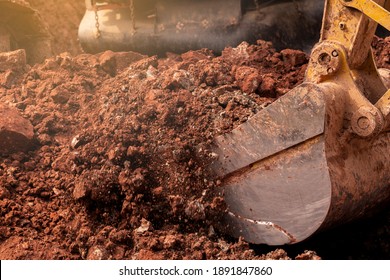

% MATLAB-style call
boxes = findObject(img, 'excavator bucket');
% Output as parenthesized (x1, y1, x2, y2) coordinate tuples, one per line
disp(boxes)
(0, 0, 52, 64)
(210, 84, 331, 245)
(78, 0, 324, 55)
(210, 81, 390, 245)
(209, 0, 390, 245)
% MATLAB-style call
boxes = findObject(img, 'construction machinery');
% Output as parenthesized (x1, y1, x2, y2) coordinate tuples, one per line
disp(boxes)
(78, 0, 325, 54)
(209, 0, 390, 245)
(1, 0, 389, 245)
(0, 0, 51, 64)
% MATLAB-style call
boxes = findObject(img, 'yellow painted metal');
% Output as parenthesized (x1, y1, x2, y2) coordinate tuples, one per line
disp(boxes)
(321, 0, 386, 68)
(375, 89, 390, 129)
(306, 41, 385, 136)
(341, 0, 390, 31)
(309, 0, 390, 136)
(376, 89, 390, 115)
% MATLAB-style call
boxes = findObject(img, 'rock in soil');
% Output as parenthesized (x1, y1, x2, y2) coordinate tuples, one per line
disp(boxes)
(0, 105, 35, 154)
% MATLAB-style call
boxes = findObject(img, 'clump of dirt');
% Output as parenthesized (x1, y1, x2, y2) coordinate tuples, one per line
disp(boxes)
(373, 36, 390, 68)
(0, 39, 316, 259)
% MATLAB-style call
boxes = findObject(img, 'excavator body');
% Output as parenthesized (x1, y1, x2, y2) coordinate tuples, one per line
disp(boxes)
(78, 0, 324, 54)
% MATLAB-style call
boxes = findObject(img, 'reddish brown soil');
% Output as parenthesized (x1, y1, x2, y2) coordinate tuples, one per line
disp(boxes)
(0, 1, 389, 260)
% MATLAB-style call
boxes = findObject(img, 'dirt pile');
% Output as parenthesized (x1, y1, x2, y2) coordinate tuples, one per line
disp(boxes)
(0, 39, 320, 259)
